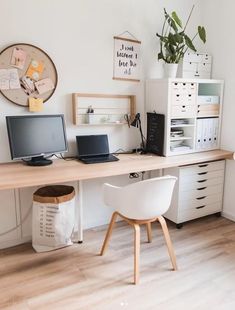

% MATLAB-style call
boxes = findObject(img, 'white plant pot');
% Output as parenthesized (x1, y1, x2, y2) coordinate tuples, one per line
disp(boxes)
(164, 63, 178, 78)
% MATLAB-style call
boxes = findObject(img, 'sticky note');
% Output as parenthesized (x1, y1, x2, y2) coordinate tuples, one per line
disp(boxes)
(29, 97, 44, 112)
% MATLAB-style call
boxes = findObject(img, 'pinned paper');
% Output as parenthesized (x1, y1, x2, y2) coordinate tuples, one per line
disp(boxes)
(0, 68, 21, 90)
(11, 47, 27, 70)
(0, 69, 9, 90)
(35, 78, 54, 95)
(26, 60, 44, 81)
(29, 97, 44, 112)
(20, 75, 36, 95)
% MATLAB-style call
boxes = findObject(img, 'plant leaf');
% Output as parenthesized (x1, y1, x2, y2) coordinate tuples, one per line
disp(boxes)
(166, 15, 178, 32)
(172, 11, 182, 28)
(184, 34, 197, 52)
(158, 52, 164, 60)
(198, 26, 206, 43)
(168, 32, 177, 45)
(174, 33, 184, 44)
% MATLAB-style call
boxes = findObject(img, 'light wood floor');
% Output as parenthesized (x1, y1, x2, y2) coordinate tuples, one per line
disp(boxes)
(1, 216, 235, 310)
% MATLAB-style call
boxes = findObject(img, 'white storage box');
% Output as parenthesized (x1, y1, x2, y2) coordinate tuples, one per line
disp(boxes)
(178, 52, 212, 79)
(197, 95, 219, 104)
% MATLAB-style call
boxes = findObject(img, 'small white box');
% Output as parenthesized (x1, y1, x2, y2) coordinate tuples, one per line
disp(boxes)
(178, 52, 212, 79)
(197, 96, 219, 104)
(198, 62, 212, 72)
(184, 52, 202, 63)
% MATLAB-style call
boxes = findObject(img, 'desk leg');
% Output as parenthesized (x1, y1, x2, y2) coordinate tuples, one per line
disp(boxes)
(77, 180, 83, 243)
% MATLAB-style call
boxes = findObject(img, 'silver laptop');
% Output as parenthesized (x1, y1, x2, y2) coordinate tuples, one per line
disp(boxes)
(76, 134, 119, 164)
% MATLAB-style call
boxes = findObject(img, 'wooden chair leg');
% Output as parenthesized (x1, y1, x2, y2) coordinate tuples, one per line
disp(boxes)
(146, 222, 152, 243)
(100, 212, 118, 256)
(133, 223, 140, 284)
(157, 216, 177, 271)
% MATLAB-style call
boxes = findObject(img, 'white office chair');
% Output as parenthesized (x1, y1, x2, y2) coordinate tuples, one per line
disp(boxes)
(100, 175, 178, 284)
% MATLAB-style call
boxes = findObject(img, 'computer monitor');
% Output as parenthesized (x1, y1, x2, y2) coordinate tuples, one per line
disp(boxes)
(6, 114, 68, 166)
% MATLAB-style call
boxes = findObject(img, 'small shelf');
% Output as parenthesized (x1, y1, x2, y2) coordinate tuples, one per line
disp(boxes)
(170, 124, 195, 128)
(72, 93, 136, 126)
(170, 137, 192, 141)
(197, 115, 219, 119)
(169, 148, 193, 155)
(74, 122, 127, 126)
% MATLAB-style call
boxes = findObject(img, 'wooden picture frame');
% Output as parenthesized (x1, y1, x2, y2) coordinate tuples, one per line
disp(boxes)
(0, 43, 58, 107)
(113, 36, 141, 82)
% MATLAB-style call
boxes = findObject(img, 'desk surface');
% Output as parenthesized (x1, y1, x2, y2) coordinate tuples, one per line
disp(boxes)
(0, 150, 232, 190)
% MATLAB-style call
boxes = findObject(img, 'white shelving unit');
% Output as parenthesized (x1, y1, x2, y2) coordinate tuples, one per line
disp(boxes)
(146, 78, 224, 156)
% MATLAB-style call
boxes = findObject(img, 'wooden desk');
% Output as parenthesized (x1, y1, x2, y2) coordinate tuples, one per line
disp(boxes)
(0, 150, 232, 241)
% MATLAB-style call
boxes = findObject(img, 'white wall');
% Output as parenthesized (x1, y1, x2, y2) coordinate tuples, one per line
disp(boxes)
(202, 0, 235, 220)
(0, 0, 202, 247)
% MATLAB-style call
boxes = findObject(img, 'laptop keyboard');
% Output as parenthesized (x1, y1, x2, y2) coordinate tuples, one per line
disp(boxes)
(80, 154, 118, 164)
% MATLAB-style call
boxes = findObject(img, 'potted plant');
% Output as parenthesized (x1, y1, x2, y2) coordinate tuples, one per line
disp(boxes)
(157, 5, 206, 77)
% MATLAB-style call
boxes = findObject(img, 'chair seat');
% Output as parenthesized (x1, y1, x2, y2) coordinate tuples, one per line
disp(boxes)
(100, 176, 178, 284)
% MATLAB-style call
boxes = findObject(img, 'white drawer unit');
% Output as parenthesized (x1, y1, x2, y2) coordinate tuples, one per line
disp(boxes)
(171, 105, 196, 118)
(163, 160, 225, 228)
(146, 78, 224, 156)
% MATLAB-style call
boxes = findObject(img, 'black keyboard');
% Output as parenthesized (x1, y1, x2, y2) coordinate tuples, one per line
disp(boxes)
(79, 154, 119, 164)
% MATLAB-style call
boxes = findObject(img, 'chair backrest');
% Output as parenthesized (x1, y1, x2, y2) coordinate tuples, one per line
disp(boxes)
(103, 176, 177, 220)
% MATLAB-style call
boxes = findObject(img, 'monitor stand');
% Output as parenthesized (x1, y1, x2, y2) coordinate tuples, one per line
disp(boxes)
(25, 156, 53, 166)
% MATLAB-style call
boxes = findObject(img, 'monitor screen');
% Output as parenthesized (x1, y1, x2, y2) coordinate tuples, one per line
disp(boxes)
(6, 114, 68, 165)
(76, 135, 109, 157)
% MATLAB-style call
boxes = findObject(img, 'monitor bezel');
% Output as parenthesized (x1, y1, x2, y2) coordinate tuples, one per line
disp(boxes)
(6, 114, 68, 160)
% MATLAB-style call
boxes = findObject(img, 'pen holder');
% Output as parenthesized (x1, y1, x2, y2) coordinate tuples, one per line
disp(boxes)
(86, 113, 100, 124)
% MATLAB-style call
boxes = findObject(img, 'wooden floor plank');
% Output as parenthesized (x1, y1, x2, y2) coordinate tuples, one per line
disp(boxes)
(0, 216, 235, 309)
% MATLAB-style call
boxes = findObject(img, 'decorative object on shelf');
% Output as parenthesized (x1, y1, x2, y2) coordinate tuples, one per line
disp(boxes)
(163, 63, 179, 78)
(178, 52, 212, 79)
(156, 6, 206, 78)
(72, 93, 136, 126)
(170, 129, 184, 138)
(113, 31, 141, 82)
(130, 113, 146, 153)
(86, 105, 95, 124)
(0, 43, 57, 107)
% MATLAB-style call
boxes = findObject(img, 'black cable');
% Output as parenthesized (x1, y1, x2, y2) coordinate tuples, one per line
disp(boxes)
(113, 148, 133, 155)
(54, 154, 78, 161)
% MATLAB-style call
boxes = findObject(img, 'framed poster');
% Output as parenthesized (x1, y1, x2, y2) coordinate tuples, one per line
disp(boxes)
(113, 36, 141, 82)
(0, 43, 57, 107)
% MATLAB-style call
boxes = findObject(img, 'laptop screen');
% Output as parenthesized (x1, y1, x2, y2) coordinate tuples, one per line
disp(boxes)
(76, 135, 110, 157)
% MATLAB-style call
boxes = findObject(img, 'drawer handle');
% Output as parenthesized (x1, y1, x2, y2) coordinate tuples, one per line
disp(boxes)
(198, 172, 208, 175)
(182, 105, 186, 108)
(196, 196, 206, 200)
(196, 205, 206, 209)
(197, 179, 207, 183)
(198, 164, 208, 168)
(197, 187, 207, 190)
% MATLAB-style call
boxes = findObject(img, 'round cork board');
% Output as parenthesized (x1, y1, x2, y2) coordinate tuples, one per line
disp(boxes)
(0, 43, 58, 106)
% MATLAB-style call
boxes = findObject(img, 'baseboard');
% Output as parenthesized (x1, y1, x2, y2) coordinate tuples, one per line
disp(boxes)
(222, 211, 235, 222)
(0, 236, 32, 250)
